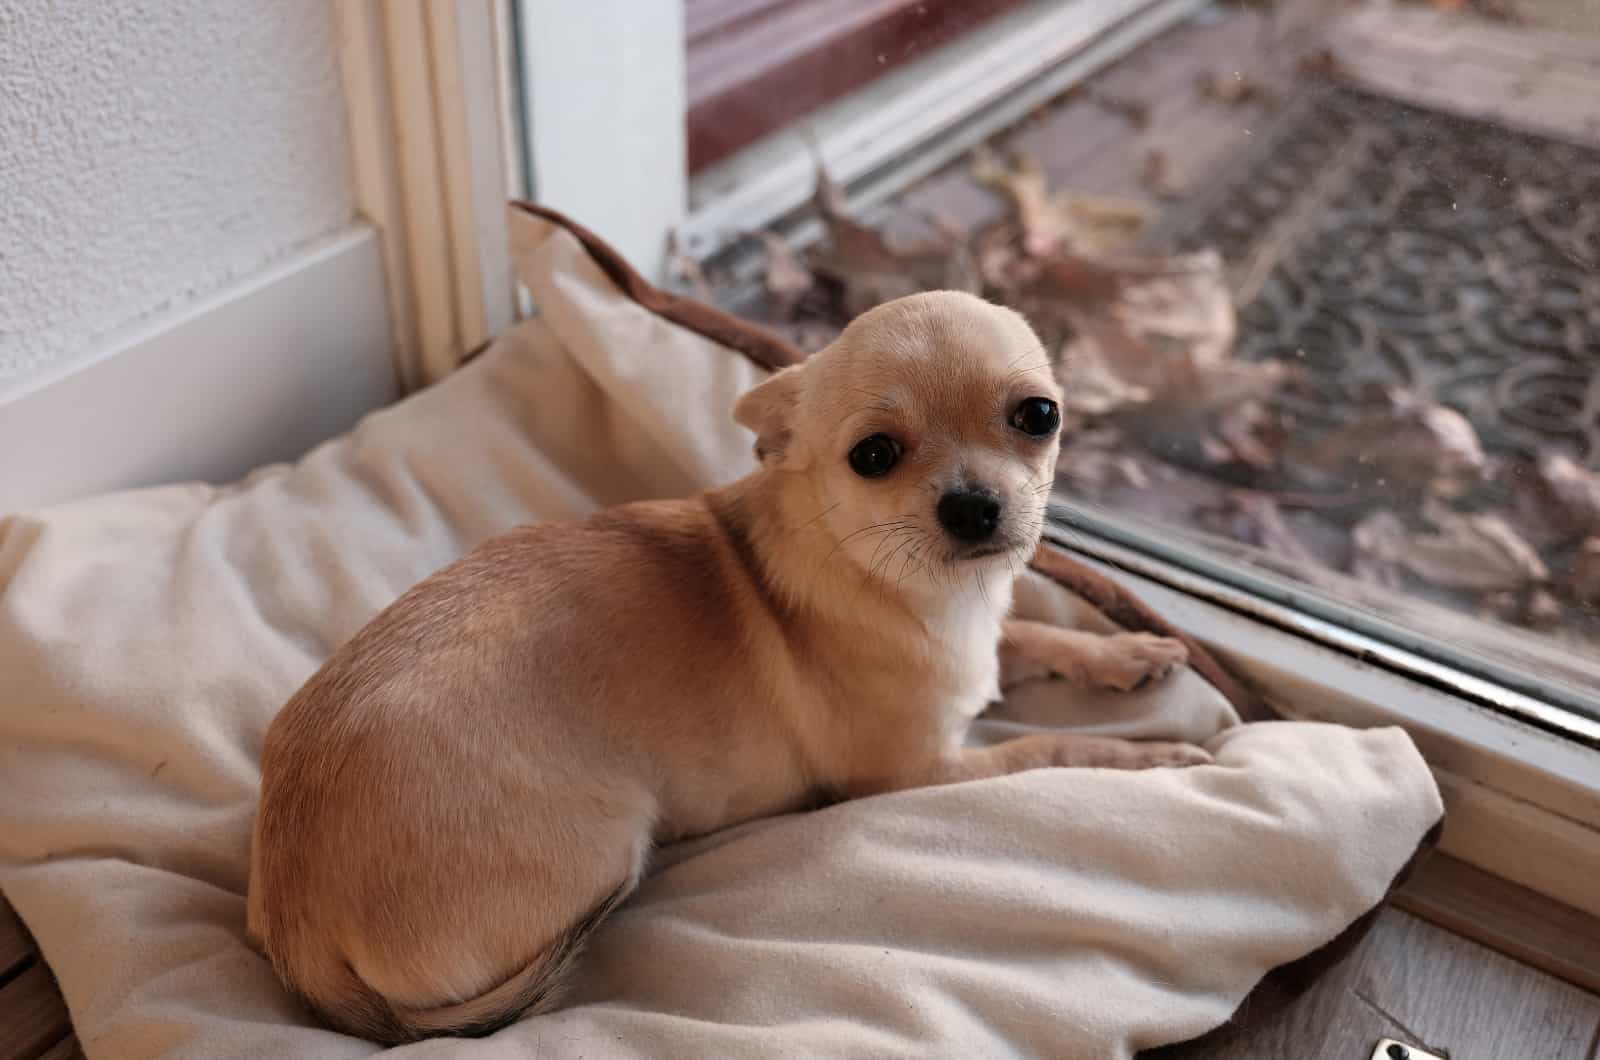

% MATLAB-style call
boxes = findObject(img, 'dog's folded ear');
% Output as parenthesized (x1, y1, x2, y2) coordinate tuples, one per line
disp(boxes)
(734, 365, 806, 466)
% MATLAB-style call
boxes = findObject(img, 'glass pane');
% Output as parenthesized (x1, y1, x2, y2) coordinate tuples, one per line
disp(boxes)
(678, 0, 1600, 723)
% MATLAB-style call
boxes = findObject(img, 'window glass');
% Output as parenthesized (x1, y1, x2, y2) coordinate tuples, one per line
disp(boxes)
(683, 0, 1600, 721)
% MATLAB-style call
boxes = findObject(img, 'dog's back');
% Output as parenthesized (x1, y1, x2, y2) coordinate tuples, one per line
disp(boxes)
(247, 497, 809, 1041)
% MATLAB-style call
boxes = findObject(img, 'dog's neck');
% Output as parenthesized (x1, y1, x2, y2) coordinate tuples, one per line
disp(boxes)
(710, 470, 1017, 639)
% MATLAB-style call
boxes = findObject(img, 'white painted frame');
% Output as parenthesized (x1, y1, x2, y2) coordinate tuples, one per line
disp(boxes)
(510, 0, 688, 284)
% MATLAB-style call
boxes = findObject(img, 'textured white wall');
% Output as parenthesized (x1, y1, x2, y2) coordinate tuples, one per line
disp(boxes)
(0, 1, 354, 389)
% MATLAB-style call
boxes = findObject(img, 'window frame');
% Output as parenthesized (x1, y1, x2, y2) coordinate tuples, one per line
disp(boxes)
(335, 0, 522, 390)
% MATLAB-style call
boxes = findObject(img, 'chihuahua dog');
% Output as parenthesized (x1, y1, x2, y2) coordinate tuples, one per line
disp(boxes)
(248, 291, 1208, 1043)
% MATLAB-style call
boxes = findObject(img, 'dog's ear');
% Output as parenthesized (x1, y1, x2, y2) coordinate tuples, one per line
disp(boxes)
(734, 364, 805, 466)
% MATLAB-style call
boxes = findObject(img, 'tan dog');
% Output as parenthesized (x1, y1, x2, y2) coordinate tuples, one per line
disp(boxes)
(248, 291, 1207, 1043)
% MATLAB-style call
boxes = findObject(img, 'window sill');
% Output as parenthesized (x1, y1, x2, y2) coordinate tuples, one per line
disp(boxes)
(1043, 520, 1600, 921)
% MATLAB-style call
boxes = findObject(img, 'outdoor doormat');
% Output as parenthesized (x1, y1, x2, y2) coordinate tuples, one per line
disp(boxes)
(1128, 84, 1600, 673)
(1150, 86, 1600, 470)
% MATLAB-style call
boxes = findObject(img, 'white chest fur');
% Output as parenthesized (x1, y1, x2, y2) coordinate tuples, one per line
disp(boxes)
(921, 569, 1012, 744)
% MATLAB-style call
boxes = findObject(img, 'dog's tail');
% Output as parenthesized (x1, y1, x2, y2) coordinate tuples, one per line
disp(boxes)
(295, 883, 630, 1044)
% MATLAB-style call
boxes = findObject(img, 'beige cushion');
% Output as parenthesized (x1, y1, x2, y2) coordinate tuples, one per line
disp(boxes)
(0, 204, 1442, 1059)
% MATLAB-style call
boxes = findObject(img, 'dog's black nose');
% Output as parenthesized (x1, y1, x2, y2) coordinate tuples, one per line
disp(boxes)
(937, 489, 1002, 543)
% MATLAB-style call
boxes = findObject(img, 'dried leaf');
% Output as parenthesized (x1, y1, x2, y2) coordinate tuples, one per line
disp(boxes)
(1056, 428, 1150, 495)
(809, 161, 979, 317)
(1351, 512, 1409, 590)
(1439, 0, 1527, 21)
(1295, 48, 1348, 80)
(757, 231, 815, 322)
(1571, 538, 1600, 603)
(1207, 400, 1284, 469)
(973, 148, 1059, 256)
(1139, 149, 1181, 199)
(1533, 452, 1600, 539)
(1298, 395, 1486, 489)
(1197, 71, 1275, 107)
(972, 147, 1151, 257)
(1353, 503, 1549, 593)
(1525, 589, 1564, 629)
(1092, 93, 1152, 129)
(1037, 251, 1286, 416)
(1197, 492, 1321, 568)
(664, 230, 712, 303)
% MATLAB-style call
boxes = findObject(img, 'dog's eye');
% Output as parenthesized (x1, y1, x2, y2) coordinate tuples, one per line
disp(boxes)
(848, 434, 902, 478)
(1010, 397, 1060, 437)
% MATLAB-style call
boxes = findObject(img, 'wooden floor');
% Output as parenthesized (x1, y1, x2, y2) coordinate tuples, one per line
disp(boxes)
(1151, 907, 1600, 1059)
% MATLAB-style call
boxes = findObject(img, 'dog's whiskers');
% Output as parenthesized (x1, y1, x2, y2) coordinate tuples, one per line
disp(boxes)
(793, 501, 842, 533)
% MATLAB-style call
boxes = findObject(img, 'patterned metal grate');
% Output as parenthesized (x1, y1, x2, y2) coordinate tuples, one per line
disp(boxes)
(1154, 87, 1600, 468)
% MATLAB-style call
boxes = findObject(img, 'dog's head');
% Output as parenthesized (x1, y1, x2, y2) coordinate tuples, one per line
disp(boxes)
(735, 291, 1062, 587)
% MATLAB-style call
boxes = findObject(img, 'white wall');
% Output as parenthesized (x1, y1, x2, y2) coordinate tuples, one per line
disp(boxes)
(0, 0, 355, 390)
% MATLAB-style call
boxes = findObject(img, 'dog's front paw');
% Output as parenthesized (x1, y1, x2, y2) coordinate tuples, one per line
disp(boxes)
(1044, 735, 1213, 771)
(1123, 741, 1212, 769)
(1088, 633, 1189, 691)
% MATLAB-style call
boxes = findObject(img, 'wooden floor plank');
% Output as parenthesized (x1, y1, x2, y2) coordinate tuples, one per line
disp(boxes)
(0, 900, 34, 982)
(1395, 854, 1600, 996)
(1357, 909, 1600, 1059)
(1148, 909, 1600, 1059)
(0, 962, 71, 1060)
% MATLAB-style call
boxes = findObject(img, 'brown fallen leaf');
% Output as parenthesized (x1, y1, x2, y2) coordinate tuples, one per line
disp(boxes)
(972, 148, 1056, 256)
(756, 231, 815, 322)
(1138, 149, 1181, 200)
(1204, 400, 1285, 469)
(1197, 492, 1321, 568)
(1297, 393, 1486, 491)
(1035, 251, 1287, 417)
(1525, 588, 1564, 629)
(972, 147, 1151, 257)
(664, 230, 712, 303)
(1533, 452, 1600, 539)
(1351, 512, 1410, 589)
(1197, 71, 1276, 107)
(1570, 538, 1600, 604)
(1295, 48, 1349, 80)
(808, 161, 979, 317)
(1353, 502, 1549, 593)
(1056, 428, 1150, 495)
(1091, 93, 1152, 130)
(1440, 0, 1527, 22)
